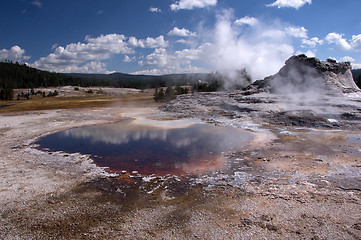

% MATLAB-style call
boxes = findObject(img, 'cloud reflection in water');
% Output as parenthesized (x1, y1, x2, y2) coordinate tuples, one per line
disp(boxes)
(37, 119, 253, 175)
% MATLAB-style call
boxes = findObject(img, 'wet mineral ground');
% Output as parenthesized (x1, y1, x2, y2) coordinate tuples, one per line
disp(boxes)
(0, 84, 360, 239)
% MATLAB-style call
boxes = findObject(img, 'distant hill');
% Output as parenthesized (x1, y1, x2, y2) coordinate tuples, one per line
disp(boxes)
(351, 69, 361, 88)
(0, 61, 85, 89)
(352, 69, 361, 78)
(0, 61, 210, 90)
(66, 72, 210, 88)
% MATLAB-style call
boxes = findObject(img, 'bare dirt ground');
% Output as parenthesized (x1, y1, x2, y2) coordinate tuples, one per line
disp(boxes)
(0, 87, 360, 239)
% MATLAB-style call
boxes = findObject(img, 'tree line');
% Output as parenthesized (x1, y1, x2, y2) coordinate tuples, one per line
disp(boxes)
(352, 69, 361, 89)
(153, 85, 189, 102)
(0, 61, 170, 100)
(0, 61, 219, 101)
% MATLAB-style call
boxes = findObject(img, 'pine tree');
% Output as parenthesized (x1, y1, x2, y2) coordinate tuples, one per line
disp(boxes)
(153, 88, 160, 101)
(357, 75, 361, 89)
(158, 88, 165, 101)
(165, 86, 176, 102)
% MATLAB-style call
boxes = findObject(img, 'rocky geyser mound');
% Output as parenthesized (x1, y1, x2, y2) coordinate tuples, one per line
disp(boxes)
(244, 54, 360, 95)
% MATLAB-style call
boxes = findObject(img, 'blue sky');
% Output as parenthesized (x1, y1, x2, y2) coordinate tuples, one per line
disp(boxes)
(0, 0, 360, 79)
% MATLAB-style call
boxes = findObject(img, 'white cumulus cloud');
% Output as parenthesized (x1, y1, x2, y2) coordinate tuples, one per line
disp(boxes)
(267, 0, 311, 9)
(234, 16, 258, 26)
(176, 39, 187, 44)
(132, 65, 205, 75)
(302, 37, 323, 48)
(340, 56, 355, 62)
(123, 55, 135, 63)
(285, 26, 308, 38)
(325, 32, 352, 50)
(351, 63, 361, 69)
(32, 34, 132, 73)
(149, 7, 161, 13)
(60, 61, 107, 73)
(325, 33, 361, 51)
(137, 45, 205, 74)
(127, 36, 168, 48)
(168, 27, 196, 37)
(31, 34, 169, 73)
(350, 34, 361, 51)
(170, 0, 217, 11)
(0, 46, 30, 62)
(85, 34, 133, 54)
(32, 0, 42, 8)
(144, 48, 169, 67)
(144, 36, 169, 48)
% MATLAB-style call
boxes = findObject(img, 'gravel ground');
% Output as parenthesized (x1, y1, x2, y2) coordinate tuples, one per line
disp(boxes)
(0, 92, 361, 239)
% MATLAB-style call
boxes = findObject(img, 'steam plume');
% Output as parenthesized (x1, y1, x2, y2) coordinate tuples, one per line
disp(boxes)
(200, 10, 294, 86)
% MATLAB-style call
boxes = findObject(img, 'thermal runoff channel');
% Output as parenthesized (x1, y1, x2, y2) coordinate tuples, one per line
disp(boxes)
(35, 119, 254, 175)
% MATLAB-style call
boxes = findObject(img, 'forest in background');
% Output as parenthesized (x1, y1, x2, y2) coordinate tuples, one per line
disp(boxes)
(0, 61, 216, 100)
(0, 61, 203, 89)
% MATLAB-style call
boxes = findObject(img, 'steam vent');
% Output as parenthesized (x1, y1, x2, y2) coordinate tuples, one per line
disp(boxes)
(245, 54, 360, 95)
(162, 54, 361, 130)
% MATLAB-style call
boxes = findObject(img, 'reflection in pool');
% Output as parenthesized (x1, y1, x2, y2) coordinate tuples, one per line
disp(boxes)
(36, 119, 253, 175)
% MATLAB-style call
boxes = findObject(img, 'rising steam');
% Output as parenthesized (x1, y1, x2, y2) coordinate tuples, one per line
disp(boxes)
(271, 64, 325, 107)
(200, 9, 295, 87)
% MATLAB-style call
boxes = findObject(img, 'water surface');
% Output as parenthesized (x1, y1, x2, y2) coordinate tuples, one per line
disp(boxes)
(36, 119, 253, 175)
(0, 104, 13, 109)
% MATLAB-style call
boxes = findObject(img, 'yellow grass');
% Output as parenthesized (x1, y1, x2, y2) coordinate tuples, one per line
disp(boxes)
(0, 92, 159, 113)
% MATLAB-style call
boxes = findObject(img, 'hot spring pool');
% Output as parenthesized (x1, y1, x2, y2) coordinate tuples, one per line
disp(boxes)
(35, 119, 254, 175)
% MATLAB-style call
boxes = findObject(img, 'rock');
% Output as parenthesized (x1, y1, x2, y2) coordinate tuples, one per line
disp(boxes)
(270, 110, 335, 128)
(242, 77, 272, 95)
(353, 222, 361, 230)
(244, 54, 360, 95)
